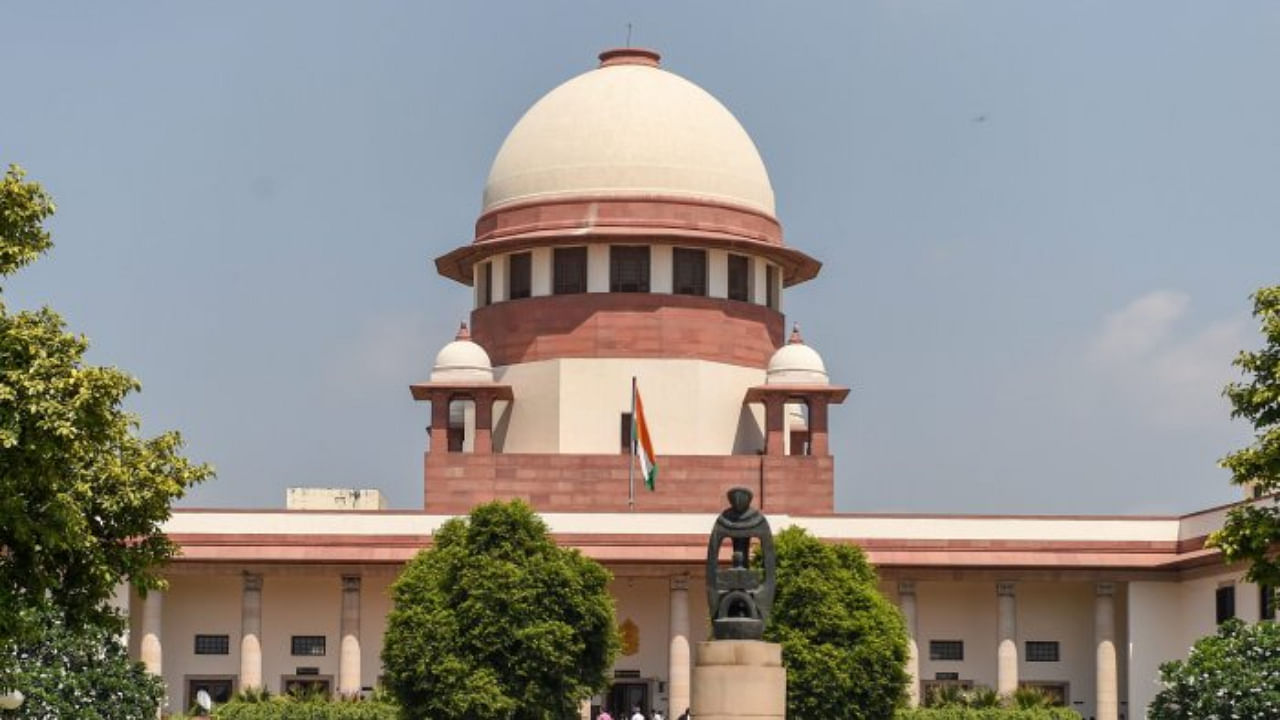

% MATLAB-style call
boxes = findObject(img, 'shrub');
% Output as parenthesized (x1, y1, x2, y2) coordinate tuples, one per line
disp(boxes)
(1148, 618, 1280, 720)
(212, 697, 400, 720)
(896, 709, 1080, 720)
(1, 605, 164, 719)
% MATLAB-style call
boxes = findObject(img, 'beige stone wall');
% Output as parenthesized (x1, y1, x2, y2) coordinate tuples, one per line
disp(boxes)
(158, 575, 242, 713)
(493, 357, 767, 455)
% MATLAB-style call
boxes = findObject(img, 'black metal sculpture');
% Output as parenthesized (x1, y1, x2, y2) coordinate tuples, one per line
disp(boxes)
(705, 486, 776, 640)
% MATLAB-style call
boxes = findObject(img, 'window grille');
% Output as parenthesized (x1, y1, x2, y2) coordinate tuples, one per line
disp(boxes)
(610, 246, 650, 293)
(673, 248, 707, 296)
(291, 635, 327, 656)
(508, 252, 532, 299)
(553, 247, 587, 295)
(727, 254, 750, 301)
(929, 640, 964, 661)
(194, 634, 229, 655)
(1025, 641, 1060, 662)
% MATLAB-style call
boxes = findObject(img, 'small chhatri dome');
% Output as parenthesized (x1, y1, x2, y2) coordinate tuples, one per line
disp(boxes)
(482, 47, 776, 217)
(430, 322, 494, 382)
(766, 324, 829, 385)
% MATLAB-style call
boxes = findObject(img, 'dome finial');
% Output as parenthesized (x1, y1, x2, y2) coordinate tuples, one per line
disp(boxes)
(789, 323, 804, 345)
(456, 322, 471, 341)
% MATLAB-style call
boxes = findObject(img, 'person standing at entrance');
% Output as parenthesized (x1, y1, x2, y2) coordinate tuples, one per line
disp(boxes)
(630, 707, 645, 720)
(596, 712, 612, 720)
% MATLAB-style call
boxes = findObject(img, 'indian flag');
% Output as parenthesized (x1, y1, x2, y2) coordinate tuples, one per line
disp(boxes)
(633, 386, 658, 491)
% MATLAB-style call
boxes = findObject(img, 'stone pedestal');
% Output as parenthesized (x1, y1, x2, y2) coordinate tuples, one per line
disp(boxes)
(691, 640, 785, 720)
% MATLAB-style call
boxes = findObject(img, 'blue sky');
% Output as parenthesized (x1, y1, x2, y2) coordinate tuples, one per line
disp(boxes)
(4, 2, 1277, 513)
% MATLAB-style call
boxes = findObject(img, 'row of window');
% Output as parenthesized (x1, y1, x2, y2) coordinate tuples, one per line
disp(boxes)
(477, 246, 779, 308)
(195, 634, 326, 656)
(1215, 584, 1278, 624)
(928, 640, 1060, 662)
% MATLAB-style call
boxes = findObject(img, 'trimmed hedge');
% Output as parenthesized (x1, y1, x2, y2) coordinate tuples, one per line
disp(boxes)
(210, 699, 400, 720)
(896, 709, 1081, 720)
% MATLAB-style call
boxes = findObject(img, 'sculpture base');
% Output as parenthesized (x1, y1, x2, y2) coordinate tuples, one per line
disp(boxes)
(691, 640, 785, 720)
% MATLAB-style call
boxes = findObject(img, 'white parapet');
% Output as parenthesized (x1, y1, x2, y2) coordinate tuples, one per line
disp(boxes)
(285, 487, 387, 511)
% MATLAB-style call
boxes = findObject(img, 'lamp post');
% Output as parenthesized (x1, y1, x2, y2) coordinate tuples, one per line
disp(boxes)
(0, 690, 23, 710)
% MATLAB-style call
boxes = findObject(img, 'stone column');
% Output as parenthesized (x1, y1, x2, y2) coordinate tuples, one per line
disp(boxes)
(763, 396, 786, 456)
(996, 581, 1018, 696)
(339, 575, 362, 697)
(1095, 582, 1118, 720)
(473, 391, 493, 454)
(240, 573, 263, 690)
(578, 699, 591, 720)
(898, 581, 920, 707)
(668, 576, 692, 718)
(807, 396, 830, 456)
(140, 588, 163, 676)
(429, 390, 451, 452)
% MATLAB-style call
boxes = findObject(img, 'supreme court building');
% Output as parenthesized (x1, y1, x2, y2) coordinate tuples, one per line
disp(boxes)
(127, 48, 1274, 719)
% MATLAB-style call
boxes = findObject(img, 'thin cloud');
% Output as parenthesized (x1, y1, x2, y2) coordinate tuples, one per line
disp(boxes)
(1085, 291, 1247, 428)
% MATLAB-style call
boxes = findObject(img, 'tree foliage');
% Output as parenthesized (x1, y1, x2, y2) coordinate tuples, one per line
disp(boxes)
(381, 500, 618, 720)
(762, 526, 909, 720)
(1210, 286, 1280, 588)
(0, 605, 164, 719)
(0, 164, 211, 675)
(1148, 618, 1280, 720)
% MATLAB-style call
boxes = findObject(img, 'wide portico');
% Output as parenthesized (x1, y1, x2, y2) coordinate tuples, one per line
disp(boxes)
(129, 501, 1257, 719)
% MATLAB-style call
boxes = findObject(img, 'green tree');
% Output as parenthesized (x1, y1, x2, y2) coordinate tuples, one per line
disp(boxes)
(1148, 618, 1280, 720)
(0, 164, 212, 678)
(381, 500, 619, 720)
(762, 526, 909, 720)
(1, 605, 165, 719)
(1209, 286, 1280, 590)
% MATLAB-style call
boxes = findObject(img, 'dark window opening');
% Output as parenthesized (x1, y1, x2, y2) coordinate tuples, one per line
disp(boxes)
(185, 677, 234, 714)
(620, 412, 633, 454)
(475, 262, 492, 307)
(291, 635, 326, 656)
(765, 264, 779, 310)
(553, 247, 587, 295)
(508, 252, 532, 299)
(673, 248, 707, 296)
(194, 634, 230, 655)
(610, 246, 650, 293)
(1025, 641, 1060, 662)
(1262, 585, 1276, 621)
(929, 640, 964, 661)
(728, 254, 750, 301)
(1215, 585, 1235, 624)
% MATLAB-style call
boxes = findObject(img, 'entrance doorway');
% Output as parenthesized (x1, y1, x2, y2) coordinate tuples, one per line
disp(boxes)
(608, 681, 649, 717)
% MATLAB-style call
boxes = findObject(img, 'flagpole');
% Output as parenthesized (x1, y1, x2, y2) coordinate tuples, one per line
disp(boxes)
(629, 375, 636, 512)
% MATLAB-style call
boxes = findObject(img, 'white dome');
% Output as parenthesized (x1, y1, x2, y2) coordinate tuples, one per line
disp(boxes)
(482, 49, 776, 217)
(766, 326, 828, 385)
(431, 324, 494, 383)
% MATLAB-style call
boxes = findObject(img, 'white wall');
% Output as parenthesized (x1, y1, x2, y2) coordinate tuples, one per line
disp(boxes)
(494, 358, 767, 454)
(1016, 582, 1097, 716)
(160, 575, 242, 714)
(261, 574, 342, 692)
(492, 361, 560, 452)
(915, 581, 1000, 692)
